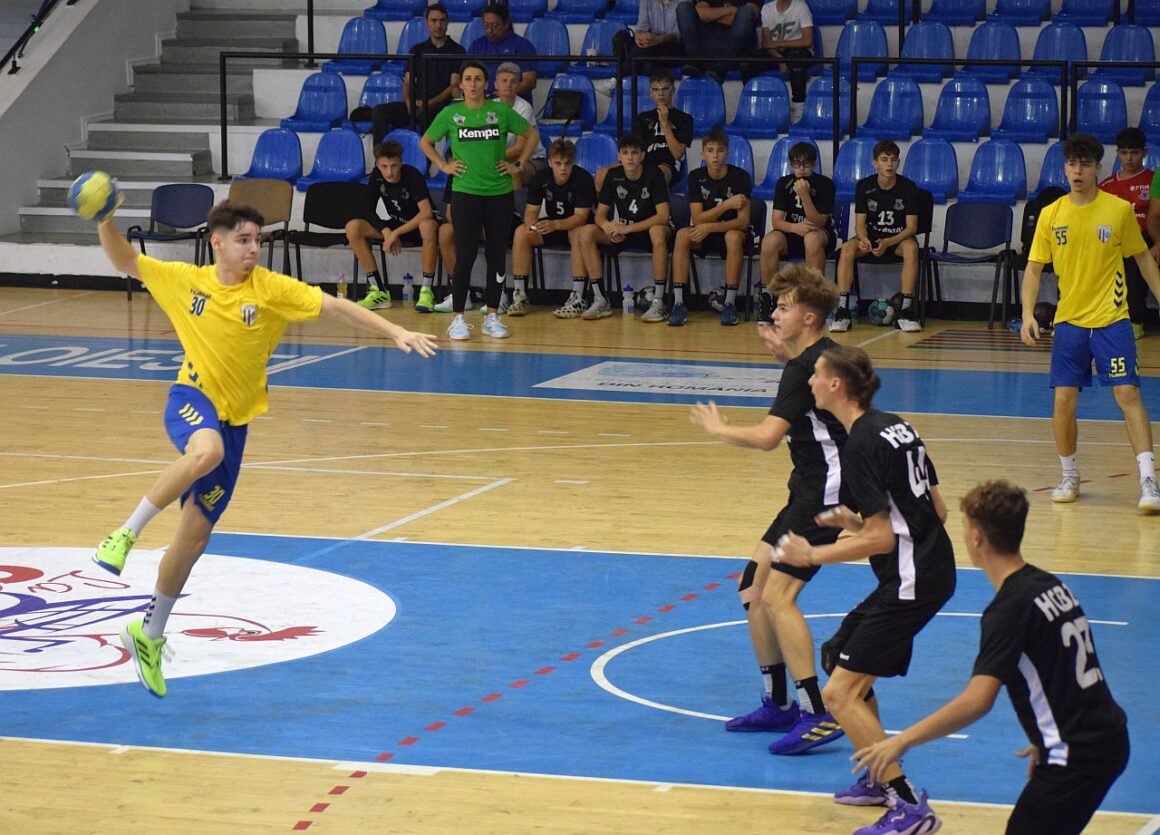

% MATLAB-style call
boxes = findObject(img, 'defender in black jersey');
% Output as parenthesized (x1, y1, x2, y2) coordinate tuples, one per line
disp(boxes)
(511, 138, 597, 318)
(594, 71, 694, 191)
(832, 140, 923, 334)
(346, 140, 438, 311)
(761, 141, 836, 281)
(854, 480, 1129, 835)
(690, 266, 850, 754)
(671, 130, 753, 327)
(778, 344, 953, 831)
(577, 134, 672, 323)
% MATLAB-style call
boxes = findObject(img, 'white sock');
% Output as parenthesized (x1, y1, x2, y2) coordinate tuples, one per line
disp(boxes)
(1060, 455, 1079, 478)
(1138, 451, 1156, 481)
(513, 277, 526, 293)
(673, 285, 684, 305)
(572, 278, 586, 296)
(590, 281, 605, 301)
(653, 282, 665, 300)
(725, 287, 737, 305)
(123, 497, 162, 536)
(143, 588, 178, 639)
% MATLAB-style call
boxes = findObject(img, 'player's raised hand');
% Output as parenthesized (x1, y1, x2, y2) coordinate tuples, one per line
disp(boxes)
(757, 318, 791, 362)
(394, 328, 439, 357)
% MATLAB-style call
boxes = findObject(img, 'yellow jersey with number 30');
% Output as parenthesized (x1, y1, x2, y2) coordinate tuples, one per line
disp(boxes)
(1028, 190, 1146, 329)
(137, 255, 323, 425)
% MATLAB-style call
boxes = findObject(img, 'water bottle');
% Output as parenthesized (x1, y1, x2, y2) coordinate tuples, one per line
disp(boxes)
(336, 271, 347, 300)
(622, 284, 634, 316)
(848, 288, 859, 321)
(402, 272, 413, 304)
(1007, 317, 1022, 333)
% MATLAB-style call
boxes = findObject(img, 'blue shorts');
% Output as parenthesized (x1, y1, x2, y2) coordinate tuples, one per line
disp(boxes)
(1050, 320, 1139, 389)
(163, 384, 248, 525)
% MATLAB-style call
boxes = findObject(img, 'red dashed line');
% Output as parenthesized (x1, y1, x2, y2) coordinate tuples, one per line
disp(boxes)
(635, 616, 652, 624)
(293, 822, 312, 831)
(398, 737, 419, 746)
(704, 583, 720, 590)
(610, 628, 629, 636)
(536, 666, 555, 675)
(587, 640, 605, 649)
(725, 571, 741, 579)
(482, 693, 503, 702)
(1108, 472, 1131, 478)
(454, 706, 474, 716)
(658, 605, 675, 612)
(561, 652, 581, 661)
(375, 752, 395, 762)
(349, 771, 367, 779)
(425, 722, 446, 732)
(328, 786, 348, 796)
(309, 803, 329, 813)
(510, 679, 529, 688)
(681, 594, 698, 601)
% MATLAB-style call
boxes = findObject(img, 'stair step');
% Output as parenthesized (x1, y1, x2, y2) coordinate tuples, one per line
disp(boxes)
(160, 37, 298, 65)
(38, 177, 225, 210)
(19, 206, 152, 236)
(86, 123, 212, 152)
(67, 148, 214, 179)
(114, 91, 255, 123)
(133, 63, 255, 95)
(176, 11, 297, 40)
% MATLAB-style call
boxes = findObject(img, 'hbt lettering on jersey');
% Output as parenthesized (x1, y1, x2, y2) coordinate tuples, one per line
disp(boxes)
(878, 422, 916, 448)
(1033, 583, 1080, 623)
(457, 126, 501, 141)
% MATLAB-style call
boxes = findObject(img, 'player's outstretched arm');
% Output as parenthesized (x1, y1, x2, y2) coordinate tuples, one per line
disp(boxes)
(319, 294, 438, 357)
(1132, 249, 1160, 303)
(689, 403, 789, 451)
(97, 217, 140, 279)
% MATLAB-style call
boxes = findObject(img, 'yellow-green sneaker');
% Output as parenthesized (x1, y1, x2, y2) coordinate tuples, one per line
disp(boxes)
(120, 619, 168, 698)
(357, 288, 392, 310)
(94, 528, 137, 576)
(415, 285, 436, 313)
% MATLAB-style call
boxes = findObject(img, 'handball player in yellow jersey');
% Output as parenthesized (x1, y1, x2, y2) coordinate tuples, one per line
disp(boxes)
(1020, 134, 1160, 514)
(91, 200, 438, 697)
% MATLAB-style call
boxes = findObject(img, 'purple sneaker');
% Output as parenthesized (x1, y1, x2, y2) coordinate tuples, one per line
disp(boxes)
(725, 698, 800, 732)
(767, 710, 845, 755)
(834, 771, 889, 806)
(852, 790, 941, 835)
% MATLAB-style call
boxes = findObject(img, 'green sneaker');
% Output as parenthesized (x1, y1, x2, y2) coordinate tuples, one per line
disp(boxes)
(120, 619, 168, 698)
(415, 285, 436, 313)
(94, 528, 137, 576)
(357, 288, 392, 310)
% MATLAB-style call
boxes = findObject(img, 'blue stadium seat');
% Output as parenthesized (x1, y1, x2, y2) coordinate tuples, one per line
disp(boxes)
(958, 139, 1026, 205)
(238, 128, 304, 183)
(281, 73, 349, 132)
(859, 0, 913, 25)
(346, 71, 404, 132)
(990, 78, 1059, 142)
(1090, 25, 1155, 88)
(1133, 5, 1160, 25)
(1054, 0, 1113, 26)
(540, 74, 598, 131)
(809, 0, 857, 24)
(594, 77, 652, 135)
(988, 0, 1049, 26)
(460, 17, 485, 50)
(675, 76, 727, 135)
(363, 0, 427, 21)
(957, 21, 1021, 84)
(923, 77, 990, 142)
(924, 0, 984, 26)
(574, 133, 618, 174)
(296, 129, 368, 192)
(1139, 83, 1160, 146)
(859, 78, 924, 140)
(889, 21, 954, 84)
(723, 134, 756, 182)
(322, 17, 387, 75)
(524, 18, 570, 75)
(1024, 22, 1087, 84)
(789, 75, 851, 138)
(443, 0, 486, 21)
(383, 128, 428, 173)
(1075, 79, 1128, 143)
(550, 0, 607, 23)
(903, 138, 958, 204)
(1029, 140, 1067, 199)
(571, 20, 621, 78)
(607, 0, 640, 24)
(395, 17, 429, 55)
(728, 76, 790, 138)
(835, 21, 888, 83)
(753, 136, 822, 200)
(507, 0, 548, 22)
(833, 137, 876, 203)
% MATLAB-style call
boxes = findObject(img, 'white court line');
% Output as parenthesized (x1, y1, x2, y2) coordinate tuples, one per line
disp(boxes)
(479, 427, 509, 432)
(0, 452, 171, 464)
(354, 477, 515, 539)
(1135, 815, 1160, 835)
(19, 404, 49, 410)
(265, 345, 366, 376)
(0, 291, 93, 316)
(0, 468, 165, 490)
(555, 479, 588, 485)
(245, 464, 500, 482)
(856, 330, 902, 349)
(301, 418, 332, 423)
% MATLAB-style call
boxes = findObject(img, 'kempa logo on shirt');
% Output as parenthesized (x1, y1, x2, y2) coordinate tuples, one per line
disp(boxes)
(457, 125, 501, 141)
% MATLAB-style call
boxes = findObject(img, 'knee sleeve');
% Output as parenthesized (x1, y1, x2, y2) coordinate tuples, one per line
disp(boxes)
(737, 560, 760, 610)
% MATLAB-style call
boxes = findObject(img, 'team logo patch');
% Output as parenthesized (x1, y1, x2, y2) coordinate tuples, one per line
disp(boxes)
(452, 113, 466, 126)
(617, 186, 628, 199)
(894, 199, 904, 210)
(641, 187, 650, 199)
(867, 199, 878, 212)
(1097, 225, 1112, 243)
(700, 186, 711, 200)
(240, 303, 258, 326)
(485, 111, 498, 124)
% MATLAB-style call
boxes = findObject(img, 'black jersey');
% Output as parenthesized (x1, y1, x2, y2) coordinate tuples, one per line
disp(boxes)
(369, 165, 431, 223)
(768, 337, 847, 506)
(854, 174, 920, 240)
(688, 165, 753, 225)
(526, 166, 596, 221)
(773, 172, 836, 230)
(598, 165, 670, 224)
(841, 409, 956, 603)
(631, 107, 695, 171)
(973, 564, 1127, 766)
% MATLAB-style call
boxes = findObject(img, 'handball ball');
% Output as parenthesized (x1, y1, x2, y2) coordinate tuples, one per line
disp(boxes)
(68, 171, 120, 221)
(708, 285, 727, 312)
(868, 298, 895, 326)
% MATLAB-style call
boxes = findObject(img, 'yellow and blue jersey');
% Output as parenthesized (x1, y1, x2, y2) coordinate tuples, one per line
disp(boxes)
(1028, 191, 1147, 329)
(136, 255, 323, 425)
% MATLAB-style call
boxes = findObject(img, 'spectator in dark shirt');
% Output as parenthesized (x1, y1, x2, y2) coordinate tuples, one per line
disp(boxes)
(677, 0, 761, 83)
(403, 4, 466, 132)
(469, 3, 537, 100)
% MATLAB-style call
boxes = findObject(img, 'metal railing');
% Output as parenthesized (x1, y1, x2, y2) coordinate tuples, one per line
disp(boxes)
(1067, 60, 1160, 134)
(1, 0, 77, 76)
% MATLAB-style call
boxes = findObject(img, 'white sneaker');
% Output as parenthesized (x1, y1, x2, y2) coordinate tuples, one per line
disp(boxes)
(1051, 475, 1080, 504)
(554, 291, 586, 319)
(640, 297, 668, 323)
(435, 293, 473, 313)
(581, 296, 612, 320)
(508, 289, 530, 316)
(447, 313, 472, 341)
(481, 312, 510, 338)
(895, 316, 922, 333)
(829, 308, 852, 333)
(1139, 476, 1160, 515)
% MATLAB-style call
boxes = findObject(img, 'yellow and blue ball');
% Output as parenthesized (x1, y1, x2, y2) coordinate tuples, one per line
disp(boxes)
(68, 171, 121, 221)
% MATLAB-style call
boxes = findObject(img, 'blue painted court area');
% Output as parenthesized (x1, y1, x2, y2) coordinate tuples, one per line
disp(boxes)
(6, 535, 1157, 814)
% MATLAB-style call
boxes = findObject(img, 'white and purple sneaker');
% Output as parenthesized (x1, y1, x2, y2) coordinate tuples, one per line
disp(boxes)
(724, 698, 800, 732)
(852, 790, 941, 835)
(834, 771, 890, 807)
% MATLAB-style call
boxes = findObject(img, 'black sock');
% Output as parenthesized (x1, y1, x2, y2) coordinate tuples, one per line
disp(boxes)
(794, 676, 824, 715)
(366, 270, 383, 291)
(901, 293, 914, 312)
(886, 775, 918, 805)
(761, 663, 790, 708)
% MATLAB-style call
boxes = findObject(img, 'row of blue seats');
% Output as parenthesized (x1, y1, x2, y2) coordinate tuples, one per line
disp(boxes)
(362, 0, 637, 24)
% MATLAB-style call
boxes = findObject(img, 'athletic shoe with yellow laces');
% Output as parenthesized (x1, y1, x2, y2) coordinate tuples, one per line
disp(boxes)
(120, 619, 169, 698)
(94, 528, 137, 576)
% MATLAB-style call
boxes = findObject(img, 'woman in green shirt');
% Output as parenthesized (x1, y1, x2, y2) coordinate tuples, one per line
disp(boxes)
(421, 60, 539, 339)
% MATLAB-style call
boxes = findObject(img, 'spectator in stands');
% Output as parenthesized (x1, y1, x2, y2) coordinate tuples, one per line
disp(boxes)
(402, 3, 466, 132)
(751, 0, 814, 123)
(493, 61, 546, 188)
(627, 0, 689, 78)
(470, 3, 537, 101)
(670, 129, 752, 326)
(832, 140, 923, 334)
(595, 70, 693, 191)
(1100, 127, 1155, 340)
(346, 140, 439, 312)
(677, 0, 761, 83)
(761, 141, 835, 287)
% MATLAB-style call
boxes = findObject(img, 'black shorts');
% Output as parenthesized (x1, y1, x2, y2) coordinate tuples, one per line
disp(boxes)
(762, 494, 841, 582)
(1006, 734, 1130, 835)
(782, 228, 836, 259)
(860, 240, 907, 263)
(823, 584, 950, 678)
(369, 216, 423, 248)
(607, 229, 659, 252)
(537, 229, 571, 248)
(692, 232, 733, 259)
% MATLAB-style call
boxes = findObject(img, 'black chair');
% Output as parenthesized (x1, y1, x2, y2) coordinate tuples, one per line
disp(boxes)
(851, 188, 935, 322)
(288, 181, 385, 297)
(126, 183, 216, 299)
(928, 201, 1015, 329)
(688, 198, 766, 320)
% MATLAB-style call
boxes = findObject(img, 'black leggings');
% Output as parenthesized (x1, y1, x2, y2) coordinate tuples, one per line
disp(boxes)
(450, 190, 514, 314)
